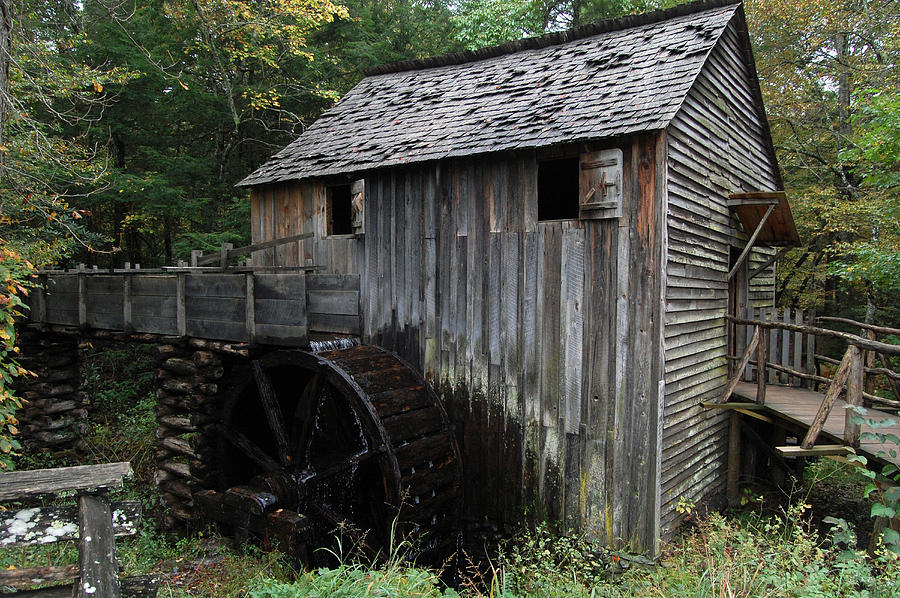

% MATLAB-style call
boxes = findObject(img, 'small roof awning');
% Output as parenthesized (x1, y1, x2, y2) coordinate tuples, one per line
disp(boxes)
(727, 191, 800, 246)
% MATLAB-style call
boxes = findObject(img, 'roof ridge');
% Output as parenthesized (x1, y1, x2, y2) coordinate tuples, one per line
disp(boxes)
(363, 0, 741, 77)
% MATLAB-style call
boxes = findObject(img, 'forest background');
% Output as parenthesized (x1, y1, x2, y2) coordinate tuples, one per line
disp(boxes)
(0, 0, 897, 463)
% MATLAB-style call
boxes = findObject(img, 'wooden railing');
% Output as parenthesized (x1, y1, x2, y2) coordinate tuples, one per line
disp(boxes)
(190, 232, 314, 267)
(719, 313, 900, 449)
(0, 462, 157, 597)
(26, 269, 361, 344)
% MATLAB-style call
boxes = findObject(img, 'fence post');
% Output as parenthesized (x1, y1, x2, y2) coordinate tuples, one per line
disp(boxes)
(864, 329, 877, 399)
(176, 273, 186, 336)
(756, 325, 767, 405)
(219, 243, 233, 268)
(727, 411, 741, 507)
(245, 272, 256, 344)
(806, 308, 817, 390)
(844, 345, 864, 448)
(77, 264, 87, 329)
(122, 273, 133, 334)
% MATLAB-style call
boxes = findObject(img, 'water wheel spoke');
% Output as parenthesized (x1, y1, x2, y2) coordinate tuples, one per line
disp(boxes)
(301, 446, 385, 485)
(217, 425, 282, 473)
(293, 371, 324, 466)
(252, 360, 292, 467)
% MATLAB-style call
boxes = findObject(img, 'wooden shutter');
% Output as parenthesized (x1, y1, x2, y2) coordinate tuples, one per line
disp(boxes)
(351, 179, 365, 235)
(579, 149, 623, 219)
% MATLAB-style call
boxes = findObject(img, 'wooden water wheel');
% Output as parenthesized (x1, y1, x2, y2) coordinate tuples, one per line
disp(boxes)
(193, 345, 462, 562)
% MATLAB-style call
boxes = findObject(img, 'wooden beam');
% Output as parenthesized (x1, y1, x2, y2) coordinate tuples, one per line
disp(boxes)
(728, 203, 776, 281)
(801, 346, 858, 449)
(122, 275, 133, 333)
(176, 273, 186, 337)
(777, 445, 853, 458)
(844, 347, 864, 448)
(817, 316, 900, 337)
(726, 315, 900, 355)
(0, 565, 79, 589)
(245, 273, 256, 344)
(77, 268, 87, 329)
(757, 326, 767, 405)
(195, 232, 314, 266)
(219, 242, 234, 268)
(727, 411, 741, 507)
(736, 408, 774, 424)
(748, 246, 790, 281)
(815, 353, 900, 382)
(77, 493, 121, 597)
(728, 191, 787, 202)
(0, 463, 133, 501)
(718, 325, 761, 403)
(727, 197, 781, 207)
(701, 402, 767, 410)
(36, 273, 47, 325)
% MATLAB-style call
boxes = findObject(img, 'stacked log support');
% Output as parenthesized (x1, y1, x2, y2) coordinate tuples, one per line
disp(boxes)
(153, 340, 245, 528)
(14, 329, 88, 452)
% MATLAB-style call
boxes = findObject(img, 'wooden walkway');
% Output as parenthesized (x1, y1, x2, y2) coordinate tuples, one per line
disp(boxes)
(734, 382, 900, 467)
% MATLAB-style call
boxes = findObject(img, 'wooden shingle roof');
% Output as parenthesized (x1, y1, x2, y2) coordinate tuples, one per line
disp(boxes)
(239, 1, 741, 187)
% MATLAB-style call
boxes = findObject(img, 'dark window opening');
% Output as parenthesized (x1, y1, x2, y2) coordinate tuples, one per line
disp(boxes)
(328, 184, 353, 235)
(537, 157, 580, 221)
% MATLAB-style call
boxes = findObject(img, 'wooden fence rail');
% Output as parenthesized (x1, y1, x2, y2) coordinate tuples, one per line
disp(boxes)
(720, 313, 900, 449)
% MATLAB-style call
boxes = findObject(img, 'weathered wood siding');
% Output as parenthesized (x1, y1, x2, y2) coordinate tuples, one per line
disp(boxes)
(661, 17, 778, 536)
(250, 182, 361, 274)
(29, 272, 359, 343)
(326, 134, 666, 551)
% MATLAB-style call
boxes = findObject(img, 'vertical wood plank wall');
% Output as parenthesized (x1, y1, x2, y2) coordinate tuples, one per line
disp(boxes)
(250, 138, 667, 551)
(360, 140, 665, 551)
(250, 181, 360, 274)
(661, 18, 778, 537)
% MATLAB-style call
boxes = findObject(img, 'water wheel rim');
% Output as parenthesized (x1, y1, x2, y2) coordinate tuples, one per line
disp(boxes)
(211, 345, 461, 560)
(217, 350, 403, 538)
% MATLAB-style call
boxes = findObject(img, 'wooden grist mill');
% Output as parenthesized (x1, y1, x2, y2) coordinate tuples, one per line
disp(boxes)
(22, 0, 894, 559)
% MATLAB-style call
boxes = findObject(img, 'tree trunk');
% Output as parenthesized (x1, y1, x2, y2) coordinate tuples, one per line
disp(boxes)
(0, 0, 11, 151)
(835, 32, 855, 200)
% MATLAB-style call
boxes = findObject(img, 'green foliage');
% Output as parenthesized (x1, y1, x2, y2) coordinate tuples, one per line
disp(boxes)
(848, 405, 900, 553)
(250, 565, 457, 598)
(615, 507, 900, 598)
(451, 0, 663, 49)
(747, 0, 900, 315)
(488, 522, 615, 596)
(0, 249, 34, 470)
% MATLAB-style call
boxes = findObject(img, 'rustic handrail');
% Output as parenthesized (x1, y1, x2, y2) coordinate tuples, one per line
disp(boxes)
(722, 313, 900, 449)
(815, 353, 900, 382)
(725, 315, 900, 356)
(815, 316, 900, 337)
(800, 345, 863, 449)
(194, 232, 314, 266)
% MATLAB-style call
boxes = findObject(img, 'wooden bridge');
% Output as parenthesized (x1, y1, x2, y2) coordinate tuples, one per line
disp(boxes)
(709, 312, 900, 505)
(25, 266, 360, 346)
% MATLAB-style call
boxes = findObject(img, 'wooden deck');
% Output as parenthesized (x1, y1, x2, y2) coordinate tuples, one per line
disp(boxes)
(734, 381, 900, 466)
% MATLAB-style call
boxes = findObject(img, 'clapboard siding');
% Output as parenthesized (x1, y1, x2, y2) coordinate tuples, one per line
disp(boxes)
(661, 17, 779, 537)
